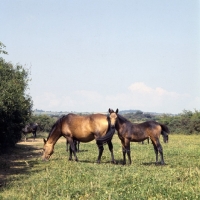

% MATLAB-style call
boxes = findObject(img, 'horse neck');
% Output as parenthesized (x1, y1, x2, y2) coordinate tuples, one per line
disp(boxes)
(47, 127, 62, 145)
(115, 114, 127, 131)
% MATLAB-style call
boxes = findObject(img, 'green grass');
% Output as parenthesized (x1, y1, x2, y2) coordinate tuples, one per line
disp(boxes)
(0, 134, 200, 200)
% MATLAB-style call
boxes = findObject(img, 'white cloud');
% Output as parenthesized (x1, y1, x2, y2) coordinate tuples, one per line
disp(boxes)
(33, 82, 195, 114)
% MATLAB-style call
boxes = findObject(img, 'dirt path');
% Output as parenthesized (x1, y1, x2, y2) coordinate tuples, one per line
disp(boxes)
(0, 138, 66, 187)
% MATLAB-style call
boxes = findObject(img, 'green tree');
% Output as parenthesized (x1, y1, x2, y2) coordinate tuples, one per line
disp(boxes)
(0, 42, 8, 55)
(0, 42, 32, 151)
(29, 114, 57, 132)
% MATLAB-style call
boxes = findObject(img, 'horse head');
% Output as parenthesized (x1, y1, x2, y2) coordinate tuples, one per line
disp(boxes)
(42, 138, 54, 161)
(108, 108, 118, 128)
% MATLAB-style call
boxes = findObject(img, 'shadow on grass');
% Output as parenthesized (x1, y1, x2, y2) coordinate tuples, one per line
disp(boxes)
(66, 149, 89, 153)
(0, 142, 43, 188)
(77, 159, 124, 165)
(142, 161, 168, 166)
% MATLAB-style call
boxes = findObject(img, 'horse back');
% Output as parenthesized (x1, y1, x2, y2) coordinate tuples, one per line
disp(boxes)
(61, 114, 109, 142)
(120, 121, 162, 142)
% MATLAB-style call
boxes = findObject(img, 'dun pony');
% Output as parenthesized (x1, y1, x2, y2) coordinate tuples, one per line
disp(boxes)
(42, 109, 118, 163)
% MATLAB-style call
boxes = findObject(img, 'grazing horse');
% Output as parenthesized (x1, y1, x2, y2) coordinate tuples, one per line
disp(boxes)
(66, 139, 80, 152)
(108, 109, 169, 165)
(42, 109, 118, 163)
(22, 123, 38, 141)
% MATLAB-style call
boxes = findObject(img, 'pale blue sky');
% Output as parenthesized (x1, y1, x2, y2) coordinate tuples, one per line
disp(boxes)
(1, 0, 199, 114)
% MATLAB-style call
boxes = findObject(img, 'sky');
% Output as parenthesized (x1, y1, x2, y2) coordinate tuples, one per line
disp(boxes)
(1, 0, 200, 114)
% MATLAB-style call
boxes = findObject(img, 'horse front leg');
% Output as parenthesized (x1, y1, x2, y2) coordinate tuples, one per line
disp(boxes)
(77, 141, 80, 152)
(24, 135, 26, 142)
(66, 140, 69, 152)
(33, 131, 36, 141)
(125, 140, 131, 165)
(96, 142, 104, 163)
(107, 140, 116, 164)
(122, 146, 126, 165)
(121, 140, 127, 165)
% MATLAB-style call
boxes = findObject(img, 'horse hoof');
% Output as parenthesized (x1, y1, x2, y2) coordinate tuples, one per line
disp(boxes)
(111, 160, 117, 164)
(68, 158, 72, 161)
(96, 160, 100, 164)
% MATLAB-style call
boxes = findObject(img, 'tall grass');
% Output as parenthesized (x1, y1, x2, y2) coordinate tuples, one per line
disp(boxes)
(0, 134, 200, 200)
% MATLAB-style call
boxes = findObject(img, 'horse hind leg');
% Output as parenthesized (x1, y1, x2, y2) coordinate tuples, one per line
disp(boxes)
(152, 139, 165, 165)
(107, 140, 116, 164)
(151, 140, 159, 163)
(157, 140, 165, 165)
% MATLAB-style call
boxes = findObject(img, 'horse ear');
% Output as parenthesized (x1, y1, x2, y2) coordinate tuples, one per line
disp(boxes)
(116, 108, 119, 114)
(43, 138, 47, 144)
(108, 108, 111, 113)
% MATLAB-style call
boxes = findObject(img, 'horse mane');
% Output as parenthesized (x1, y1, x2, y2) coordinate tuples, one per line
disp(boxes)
(117, 114, 130, 123)
(47, 115, 66, 140)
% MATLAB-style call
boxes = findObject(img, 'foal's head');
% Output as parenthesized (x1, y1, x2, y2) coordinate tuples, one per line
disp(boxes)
(108, 108, 118, 128)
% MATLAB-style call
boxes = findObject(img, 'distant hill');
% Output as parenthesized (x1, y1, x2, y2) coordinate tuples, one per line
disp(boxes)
(33, 109, 169, 116)
(119, 109, 142, 114)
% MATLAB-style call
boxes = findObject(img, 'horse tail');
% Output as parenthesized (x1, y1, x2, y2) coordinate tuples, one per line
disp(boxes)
(96, 128, 115, 144)
(159, 123, 170, 143)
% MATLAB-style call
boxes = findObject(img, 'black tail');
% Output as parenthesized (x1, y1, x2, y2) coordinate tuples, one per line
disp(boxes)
(96, 128, 115, 144)
(159, 123, 170, 143)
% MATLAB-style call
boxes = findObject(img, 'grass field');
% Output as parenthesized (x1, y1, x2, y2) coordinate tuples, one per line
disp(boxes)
(0, 134, 200, 200)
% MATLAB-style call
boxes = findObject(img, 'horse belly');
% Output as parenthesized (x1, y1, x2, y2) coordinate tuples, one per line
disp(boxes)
(74, 133, 94, 143)
(130, 132, 148, 142)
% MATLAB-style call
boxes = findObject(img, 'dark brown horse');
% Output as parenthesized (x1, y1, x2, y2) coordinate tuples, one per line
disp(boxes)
(66, 139, 80, 152)
(22, 123, 38, 141)
(42, 109, 118, 163)
(108, 109, 169, 165)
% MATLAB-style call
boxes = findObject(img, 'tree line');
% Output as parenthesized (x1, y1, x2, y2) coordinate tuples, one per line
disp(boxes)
(158, 110, 200, 134)
(123, 110, 200, 135)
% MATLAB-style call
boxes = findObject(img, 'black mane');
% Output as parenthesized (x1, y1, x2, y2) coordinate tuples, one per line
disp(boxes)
(117, 114, 130, 123)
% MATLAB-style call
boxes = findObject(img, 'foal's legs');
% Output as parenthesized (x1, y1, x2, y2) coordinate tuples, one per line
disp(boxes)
(125, 141, 131, 165)
(66, 140, 69, 152)
(151, 139, 165, 165)
(152, 141, 159, 163)
(32, 131, 36, 140)
(157, 140, 165, 165)
(68, 138, 78, 161)
(121, 139, 131, 165)
(107, 140, 116, 163)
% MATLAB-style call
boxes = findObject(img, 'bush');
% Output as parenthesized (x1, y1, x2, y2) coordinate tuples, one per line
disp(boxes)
(29, 114, 57, 133)
(158, 110, 200, 134)
(0, 43, 32, 151)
